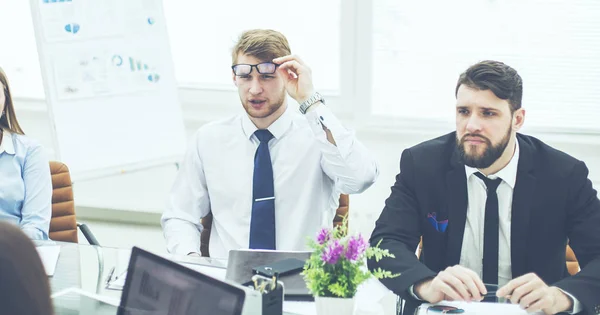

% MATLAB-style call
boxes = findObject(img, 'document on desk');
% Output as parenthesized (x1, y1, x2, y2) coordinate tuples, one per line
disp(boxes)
(283, 301, 316, 315)
(106, 269, 128, 290)
(36, 245, 61, 276)
(284, 278, 396, 315)
(180, 262, 227, 280)
(107, 262, 227, 291)
(417, 301, 544, 315)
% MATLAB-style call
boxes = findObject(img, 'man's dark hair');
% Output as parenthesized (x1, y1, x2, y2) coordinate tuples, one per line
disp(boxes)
(455, 60, 523, 113)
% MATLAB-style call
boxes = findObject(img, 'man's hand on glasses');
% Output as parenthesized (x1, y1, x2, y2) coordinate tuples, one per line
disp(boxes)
(272, 55, 315, 104)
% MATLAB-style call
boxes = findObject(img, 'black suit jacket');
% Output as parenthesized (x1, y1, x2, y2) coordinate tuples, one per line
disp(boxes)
(368, 132, 600, 315)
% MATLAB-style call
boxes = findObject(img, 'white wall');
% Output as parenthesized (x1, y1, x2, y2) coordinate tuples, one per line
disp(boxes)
(13, 90, 600, 250)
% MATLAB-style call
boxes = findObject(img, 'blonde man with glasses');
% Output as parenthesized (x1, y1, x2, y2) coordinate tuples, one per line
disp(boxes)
(162, 29, 378, 258)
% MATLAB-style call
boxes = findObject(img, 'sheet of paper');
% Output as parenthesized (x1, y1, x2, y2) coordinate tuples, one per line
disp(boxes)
(283, 301, 316, 315)
(36, 245, 61, 276)
(106, 269, 128, 290)
(180, 262, 227, 280)
(52, 287, 120, 306)
(283, 279, 396, 315)
(355, 278, 394, 314)
(418, 301, 545, 315)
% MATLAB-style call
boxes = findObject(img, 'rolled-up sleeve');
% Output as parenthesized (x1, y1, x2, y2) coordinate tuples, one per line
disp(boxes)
(305, 104, 379, 194)
(161, 130, 211, 255)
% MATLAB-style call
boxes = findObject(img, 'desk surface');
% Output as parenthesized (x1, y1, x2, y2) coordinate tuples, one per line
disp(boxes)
(45, 242, 396, 315)
(46, 242, 314, 314)
(415, 301, 545, 315)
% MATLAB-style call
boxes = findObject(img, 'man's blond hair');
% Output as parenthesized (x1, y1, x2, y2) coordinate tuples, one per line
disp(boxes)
(232, 29, 291, 64)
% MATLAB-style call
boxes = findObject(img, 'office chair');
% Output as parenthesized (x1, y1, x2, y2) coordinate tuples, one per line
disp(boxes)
(566, 244, 580, 275)
(49, 161, 99, 245)
(199, 194, 350, 257)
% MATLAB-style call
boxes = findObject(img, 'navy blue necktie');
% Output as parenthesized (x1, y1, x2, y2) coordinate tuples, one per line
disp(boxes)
(475, 172, 502, 289)
(249, 129, 276, 249)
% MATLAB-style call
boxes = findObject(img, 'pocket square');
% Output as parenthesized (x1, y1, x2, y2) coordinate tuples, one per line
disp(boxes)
(427, 212, 448, 232)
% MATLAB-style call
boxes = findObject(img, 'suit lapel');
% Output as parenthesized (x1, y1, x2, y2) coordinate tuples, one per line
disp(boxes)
(511, 135, 536, 277)
(446, 147, 469, 266)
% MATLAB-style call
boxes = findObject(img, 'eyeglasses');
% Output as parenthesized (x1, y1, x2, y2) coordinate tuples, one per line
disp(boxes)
(231, 62, 279, 76)
(426, 305, 465, 314)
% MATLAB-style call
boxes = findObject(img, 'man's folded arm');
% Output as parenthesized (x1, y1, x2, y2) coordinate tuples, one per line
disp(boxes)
(367, 149, 436, 301)
(553, 161, 600, 315)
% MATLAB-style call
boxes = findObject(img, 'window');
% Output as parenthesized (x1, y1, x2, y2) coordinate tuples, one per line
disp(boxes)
(0, 0, 341, 98)
(163, 0, 341, 93)
(0, 0, 45, 98)
(372, 0, 600, 132)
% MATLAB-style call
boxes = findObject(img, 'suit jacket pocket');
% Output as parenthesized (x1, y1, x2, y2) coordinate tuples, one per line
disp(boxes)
(421, 216, 449, 269)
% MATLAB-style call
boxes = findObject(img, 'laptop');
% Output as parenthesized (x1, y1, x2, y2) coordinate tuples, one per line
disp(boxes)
(118, 246, 258, 315)
(225, 249, 313, 301)
(54, 247, 262, 315)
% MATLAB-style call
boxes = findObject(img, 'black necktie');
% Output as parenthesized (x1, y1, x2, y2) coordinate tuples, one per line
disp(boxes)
(249, 130, 276, 249)
(474, 172, 502, 286)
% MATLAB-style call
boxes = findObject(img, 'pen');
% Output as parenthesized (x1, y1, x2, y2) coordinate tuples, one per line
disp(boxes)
(105, 267, 115, 285)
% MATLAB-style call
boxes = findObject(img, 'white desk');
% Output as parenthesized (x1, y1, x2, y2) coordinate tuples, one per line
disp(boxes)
(42, 242, 397, 315)
(415, 301, 545, 315)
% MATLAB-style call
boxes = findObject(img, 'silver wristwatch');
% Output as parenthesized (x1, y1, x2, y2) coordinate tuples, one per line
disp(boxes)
(298, 92, 325, 114)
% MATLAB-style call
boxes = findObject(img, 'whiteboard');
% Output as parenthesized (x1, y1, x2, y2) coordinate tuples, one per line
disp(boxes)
(29, 0, 186, 181)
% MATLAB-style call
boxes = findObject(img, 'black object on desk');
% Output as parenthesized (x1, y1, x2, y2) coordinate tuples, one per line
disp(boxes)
(226, 249, 312, 301)
(249, 274, 283, 315)
(252, 258, 305, 278)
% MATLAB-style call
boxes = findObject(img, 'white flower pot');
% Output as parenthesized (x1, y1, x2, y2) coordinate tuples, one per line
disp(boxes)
(315, 296, 356, 315)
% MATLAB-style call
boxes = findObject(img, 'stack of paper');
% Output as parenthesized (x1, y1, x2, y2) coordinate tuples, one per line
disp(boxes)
(36, 245, 61, 276)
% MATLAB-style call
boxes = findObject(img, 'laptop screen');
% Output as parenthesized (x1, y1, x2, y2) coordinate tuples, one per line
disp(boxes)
(119, 247, 245, 315)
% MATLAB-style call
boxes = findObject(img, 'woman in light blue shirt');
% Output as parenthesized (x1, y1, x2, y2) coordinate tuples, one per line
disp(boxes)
(0, 67, 52, 240)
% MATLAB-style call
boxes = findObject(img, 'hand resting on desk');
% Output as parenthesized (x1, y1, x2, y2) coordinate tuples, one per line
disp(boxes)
(414, 265, 487, 303)
(497, 273, 573, 315)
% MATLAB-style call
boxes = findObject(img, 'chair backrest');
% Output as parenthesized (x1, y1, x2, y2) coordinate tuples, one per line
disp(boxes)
(566, 244, 580, 275)
(334, 194, 349, 227)
(199, 194, 350, 257)
(416, 238, 580, 275)
(49, 161, 78, 243)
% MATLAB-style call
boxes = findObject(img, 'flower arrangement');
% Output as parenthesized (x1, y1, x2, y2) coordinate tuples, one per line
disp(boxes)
(301, 217, 398, 298)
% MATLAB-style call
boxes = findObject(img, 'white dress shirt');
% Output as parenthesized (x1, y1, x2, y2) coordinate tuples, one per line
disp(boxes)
(0, 130, 52, 240)
(161, 103, 378, 258)
(461, 139, 581, 313)
(460, 140, 520, 287)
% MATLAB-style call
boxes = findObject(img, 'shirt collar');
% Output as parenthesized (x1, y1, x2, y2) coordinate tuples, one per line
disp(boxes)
(0, 129, 15, 155)
(465, 137, 520, 189)
(241, 105, 293, 140)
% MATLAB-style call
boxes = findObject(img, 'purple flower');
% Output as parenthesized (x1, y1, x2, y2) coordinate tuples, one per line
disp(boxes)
(345, 234, 368, 261)
(316, 228, 331, 245)
(321, 240, 344, 264)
